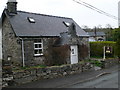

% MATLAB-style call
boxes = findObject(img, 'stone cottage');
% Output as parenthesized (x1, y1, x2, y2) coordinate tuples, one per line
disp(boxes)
(87, 32, 106, 41)
(0, 0, 89, 67)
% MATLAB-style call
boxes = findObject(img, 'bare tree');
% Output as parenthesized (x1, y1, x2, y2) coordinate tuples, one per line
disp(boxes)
(97, 24, 102, 29)
(105, 24, 112, 29)
(81, 25, 89, 29)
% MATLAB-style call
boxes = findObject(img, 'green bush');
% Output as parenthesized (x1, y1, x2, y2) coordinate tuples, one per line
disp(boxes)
(84, 59, 102, 67)
(90, 41, 116, 58)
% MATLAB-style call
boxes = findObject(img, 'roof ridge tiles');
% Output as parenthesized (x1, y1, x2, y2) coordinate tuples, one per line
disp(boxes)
(17, 10, 72, 20)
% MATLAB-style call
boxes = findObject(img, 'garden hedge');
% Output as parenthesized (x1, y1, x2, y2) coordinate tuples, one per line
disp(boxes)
(90, 41, 117, 58)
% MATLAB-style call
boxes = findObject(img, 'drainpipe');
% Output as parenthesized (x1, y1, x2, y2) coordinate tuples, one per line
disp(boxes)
(19, 38, 25, 67)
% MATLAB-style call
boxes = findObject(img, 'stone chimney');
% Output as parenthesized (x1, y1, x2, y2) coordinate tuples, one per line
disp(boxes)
(7, 0, 17, 14)
(68, 23, 77, 37)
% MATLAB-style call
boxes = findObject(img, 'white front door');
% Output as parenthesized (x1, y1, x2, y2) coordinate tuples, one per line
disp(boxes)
(70, 45, 78, 64)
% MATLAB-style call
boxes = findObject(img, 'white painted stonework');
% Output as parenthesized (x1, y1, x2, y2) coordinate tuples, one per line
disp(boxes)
(70, 45, 78, 64)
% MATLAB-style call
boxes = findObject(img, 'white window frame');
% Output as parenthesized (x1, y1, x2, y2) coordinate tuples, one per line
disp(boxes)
(27, 17, 35, 23)
(34, 39, 43, 56)
(63, 21, 70, 27)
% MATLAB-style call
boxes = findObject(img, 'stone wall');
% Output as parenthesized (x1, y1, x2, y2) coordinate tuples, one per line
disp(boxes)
(90, 58, 119, 68)
(21, 38, 69, 66)
(2, 17, 22, 66)
(104, 58, 119, 68)
(2, 58, 119, 87)
(12, 63, 92, 86)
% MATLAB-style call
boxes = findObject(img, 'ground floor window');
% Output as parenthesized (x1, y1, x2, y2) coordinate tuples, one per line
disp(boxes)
(34, 39, 43, 56)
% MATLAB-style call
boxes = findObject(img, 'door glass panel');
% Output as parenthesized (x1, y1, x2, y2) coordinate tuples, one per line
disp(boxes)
(71, 49, 75, 55)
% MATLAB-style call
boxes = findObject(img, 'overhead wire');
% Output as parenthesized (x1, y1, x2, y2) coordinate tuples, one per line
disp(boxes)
(73, 0, 119, 20)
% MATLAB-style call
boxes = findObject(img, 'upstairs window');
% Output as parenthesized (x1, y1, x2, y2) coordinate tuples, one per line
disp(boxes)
(27, 17, 35, 23)
(63, 21, 70, 27)
(34, 39, 43, 56)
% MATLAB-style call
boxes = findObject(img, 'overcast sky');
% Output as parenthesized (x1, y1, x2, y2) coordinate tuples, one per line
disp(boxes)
(0, 0, 119, 28)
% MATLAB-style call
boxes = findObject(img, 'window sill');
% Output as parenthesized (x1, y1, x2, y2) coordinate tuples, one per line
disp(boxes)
(34, 54, 43, 57)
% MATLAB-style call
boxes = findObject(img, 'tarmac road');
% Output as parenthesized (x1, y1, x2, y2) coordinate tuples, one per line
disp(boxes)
(0, 60, 2, 90)
(65, 71, 118, 88)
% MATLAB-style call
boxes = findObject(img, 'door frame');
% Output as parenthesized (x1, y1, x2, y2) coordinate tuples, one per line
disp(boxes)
(70, 45, 78, 64)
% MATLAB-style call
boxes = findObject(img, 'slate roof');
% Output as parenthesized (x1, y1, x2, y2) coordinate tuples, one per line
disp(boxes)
(4, 10, 88, 37)
(87, 32, 105, 37)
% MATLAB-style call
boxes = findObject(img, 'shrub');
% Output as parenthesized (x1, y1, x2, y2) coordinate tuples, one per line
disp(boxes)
(44, 38, 69, 66)
(90, 41, 116, 58)
(84, 59, 102, 67)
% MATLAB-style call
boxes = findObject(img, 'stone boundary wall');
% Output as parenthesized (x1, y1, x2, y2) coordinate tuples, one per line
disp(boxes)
(91, 58, 119, 68)
(104, 58, 119, 68)
(2, 58, 119, 87)
(12, 63, 92, 86)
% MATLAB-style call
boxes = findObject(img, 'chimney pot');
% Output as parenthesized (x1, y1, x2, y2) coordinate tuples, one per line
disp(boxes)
(8, 0, 17, 2)
(7, 0, 17, 14)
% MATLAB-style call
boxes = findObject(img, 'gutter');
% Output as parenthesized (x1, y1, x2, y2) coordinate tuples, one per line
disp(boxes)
(19, 38, 25, 67)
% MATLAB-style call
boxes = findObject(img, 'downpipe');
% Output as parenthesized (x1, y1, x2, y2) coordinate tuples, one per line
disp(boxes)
(19, 38, 25, 67)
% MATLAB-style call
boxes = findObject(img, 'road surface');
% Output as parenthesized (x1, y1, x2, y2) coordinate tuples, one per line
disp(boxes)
(0, 60, 2, 90)
(65, 71, 118, 88)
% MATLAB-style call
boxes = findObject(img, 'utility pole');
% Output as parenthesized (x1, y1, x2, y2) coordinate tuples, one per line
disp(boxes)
(103, 46, 105, 60)
(94, 27, 97, 41)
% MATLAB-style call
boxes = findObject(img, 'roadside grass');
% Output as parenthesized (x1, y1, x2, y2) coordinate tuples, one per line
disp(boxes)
(90, 56, 103, 59)
(90, 56, 116, 59)
(13, 65, 47, 71)
(13, 59, 103, 71)
(13, 64, 69, 71)
(8, 57, 118, 71)
(84, 59, 103, 67)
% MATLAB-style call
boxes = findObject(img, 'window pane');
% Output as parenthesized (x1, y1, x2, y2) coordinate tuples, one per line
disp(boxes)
(63, 21, 70, 27)
(35, 50, 39, 54)
(34, 39, 43, 56)
(39, 44, 42, 48)
(71, 49, 74, 54)
(39, 49, 42, 53)
(35, 44, 38, 48)
(27, 17, 35, 23)
(35, 44, 42, 48)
